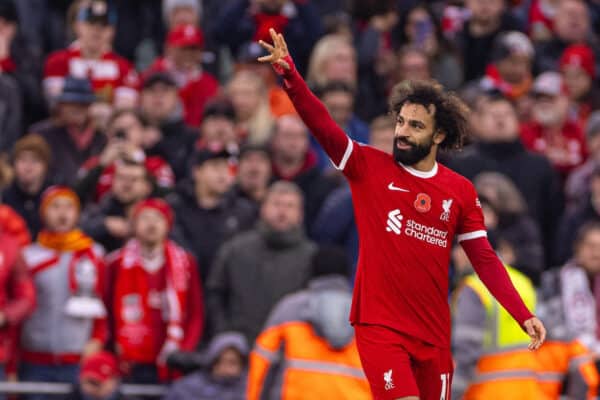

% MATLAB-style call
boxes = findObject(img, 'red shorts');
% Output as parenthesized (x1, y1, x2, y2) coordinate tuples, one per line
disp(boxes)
(355, 324, 453, 400)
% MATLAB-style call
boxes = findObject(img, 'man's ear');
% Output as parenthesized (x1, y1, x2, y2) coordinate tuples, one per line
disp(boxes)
(433, 130, 446, 145)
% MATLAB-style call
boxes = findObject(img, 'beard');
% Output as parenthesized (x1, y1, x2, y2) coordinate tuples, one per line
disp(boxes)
(393, 136, 434, 165)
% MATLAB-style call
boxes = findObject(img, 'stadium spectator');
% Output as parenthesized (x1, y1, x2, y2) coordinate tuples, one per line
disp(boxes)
(3, 134, 52, 238)
(521, 71, 588, 178)
(68, 351, 122, 400)
(474, 172, 545, 284)
(20, 186, 107, 399)
(207, 181, 316, 344)
(566, 111, 600, 209)
(534, 0, 600, 73)
(109, 198, 203, 383)
(306, 34, 356, 89)
(247, 246, 371, 399)
(213, 0, 323, 74)
(477, 31, 534, 101)
(81, 159, 152, 252)
(145, 24, 219, 127)
(395, 3, 463, 90)
(139, 71, 197, 182)
(560, 44, 600, 127)
(163, 332, 248, 400)
(555, 168, 600, 266)
(31, 76, 106, 186)
(447, 91, 563, 262)
(164, 0, 201, 29)
(43, 0, 139, 108)
(170, 148, 256, 281)
(76, 109, 174, 204)
(528, 0, 560, 42)
(195, 98, 240, 153)
(270, 114, 339, 230)
(455, 0, 522, 82)
(231, 144, 272, 206)
(396, 47, 431, 83)
(226, 69, 274, 145)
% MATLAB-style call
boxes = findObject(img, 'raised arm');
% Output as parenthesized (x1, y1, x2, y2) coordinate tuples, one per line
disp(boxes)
(258, 29, 352, 169)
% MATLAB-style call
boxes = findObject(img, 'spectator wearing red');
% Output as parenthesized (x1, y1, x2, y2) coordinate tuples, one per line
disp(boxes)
(43, 0, 139, 108)
(521, 71, 588, 178)
(145, 24, 219, 127)
(20, 187, 108, 399)
(528, 0, 558, 42)
(109, 199, 203, 383)
(560, 44, 600, 127)
(68, 351, 122, 400)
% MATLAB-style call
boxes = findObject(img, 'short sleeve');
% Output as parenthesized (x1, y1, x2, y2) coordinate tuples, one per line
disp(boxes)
(456, 181, 487, 243)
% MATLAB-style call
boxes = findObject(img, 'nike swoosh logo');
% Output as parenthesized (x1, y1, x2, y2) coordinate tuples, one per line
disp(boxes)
(388, 183, 410, 192)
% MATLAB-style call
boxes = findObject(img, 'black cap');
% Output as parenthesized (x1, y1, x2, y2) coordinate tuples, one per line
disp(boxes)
(0, 0, 17, 23)
(78, 0, 116, 25)
(194, 148, 232, 167)
(203, 98, 236, 121)
(239, 143, 271, 160)
(311, 246, 350, 278)
(56, 76, 96, 104)
(141, 71, 177, 90)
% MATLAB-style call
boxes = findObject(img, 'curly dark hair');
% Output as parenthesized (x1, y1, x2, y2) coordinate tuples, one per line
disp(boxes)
(389, 80, 470, 150)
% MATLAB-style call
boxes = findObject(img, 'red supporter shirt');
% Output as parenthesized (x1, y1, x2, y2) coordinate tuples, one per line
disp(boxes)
(44, 44, 139, 105)
(277, 55, 534, 349)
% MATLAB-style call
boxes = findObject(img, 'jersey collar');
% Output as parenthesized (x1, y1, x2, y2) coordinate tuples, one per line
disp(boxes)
(399, 162, 438, 179)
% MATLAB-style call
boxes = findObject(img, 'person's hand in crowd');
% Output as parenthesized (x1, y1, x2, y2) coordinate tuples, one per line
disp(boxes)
(370, 11, 398, 32)
(99, 139, 127, 167)
(258, 28, 291, 71)
(104, 216, 130, 239)
(0, 18, 16, 59)
(82, 339, 103, 360)
(157, 339, 180, 365)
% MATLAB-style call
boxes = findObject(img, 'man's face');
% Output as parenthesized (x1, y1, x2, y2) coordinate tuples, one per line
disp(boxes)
(532, 94, 568, 128)
(59, 102, 90, 130)
(562, 66, 592, 101)
(44, 197, 79, 233)
(201, 116, 237, 148)
(193, 159, 234, 196)
(140, 83, 179, 123)
(111, 163, 150, 205)
(324, 45, 356, 84)
(14, 151, 47, 189)
(576, 229, 600, 276)
(133, 208, 168, 246)
(322, 91, 353, 128)
(257, 0, 286, 14)
(80, 376, 119, 400)
(238, 152, 271, 192)
(108, 112, 144, 147)
(168, 6, 199, 27)
(168, 46, 202, 72)
(465, 0, 505, 24)
(75, 21, 114, 53)
(212, 348, 244, 380)
(554, 0, 590, 43)
(227, 77, 263, 121)
(475, 99, 519, 142)
(398, 51, 430, 82)
(370, 127, 395, 155)
(496, 54, 531, 84)
(271, 116, 309, 164)
(260, 191, 303, 232)
(393, 103, 439, 165)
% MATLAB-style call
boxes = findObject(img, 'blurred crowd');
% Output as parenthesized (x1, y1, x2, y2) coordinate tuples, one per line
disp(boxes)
(1, 0, 600, 398)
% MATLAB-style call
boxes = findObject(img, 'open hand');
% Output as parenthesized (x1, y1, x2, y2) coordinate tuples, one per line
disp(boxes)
(258, 28, 290, 71)
(523, 317, 546, 350)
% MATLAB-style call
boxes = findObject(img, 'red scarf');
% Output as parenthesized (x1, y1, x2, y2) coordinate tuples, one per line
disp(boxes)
(482, 64, 532, 100)
(114, 240, 190, 363)
(253, 12, 289, 42)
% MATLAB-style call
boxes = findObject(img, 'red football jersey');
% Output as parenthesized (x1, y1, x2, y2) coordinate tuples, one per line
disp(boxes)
(336, 141, 485, 348)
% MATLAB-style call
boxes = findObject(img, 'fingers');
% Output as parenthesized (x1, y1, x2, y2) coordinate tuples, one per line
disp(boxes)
(278, 33, 289, 53)
(258, 40, 275, 52)
(269, 28, 278, 45)
(257, 55, 273, 63)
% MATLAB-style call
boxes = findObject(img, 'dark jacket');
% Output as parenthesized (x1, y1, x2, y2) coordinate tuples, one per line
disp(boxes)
(554, 198, 600, 267)
(446, 140, 564, 265)
(163, 332, 248, 400)
(31, 121, 106, 186)
(212, 0, 323, 74)
(2, 180, 51, 239)
(0, 74, 23, 152)
(206, 223, 316, 344)
(80, 195, 129, 252)
(148, 119, 197, 182)
(170, 182, 258, 281)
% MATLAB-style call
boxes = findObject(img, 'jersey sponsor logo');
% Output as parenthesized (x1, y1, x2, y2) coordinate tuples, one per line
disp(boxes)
(384, 369, 394, 390)
(387, 182, 410, 192)
(414, 193, 431, 213)
(385, 209, 449, 247)
(440, 199, 453, 222)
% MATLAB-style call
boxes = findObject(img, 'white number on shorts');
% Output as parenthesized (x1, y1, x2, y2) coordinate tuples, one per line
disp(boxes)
(440, 373, 450, 400)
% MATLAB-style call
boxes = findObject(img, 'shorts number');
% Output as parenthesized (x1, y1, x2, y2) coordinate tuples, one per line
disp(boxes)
(440, 373, 450, 400)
